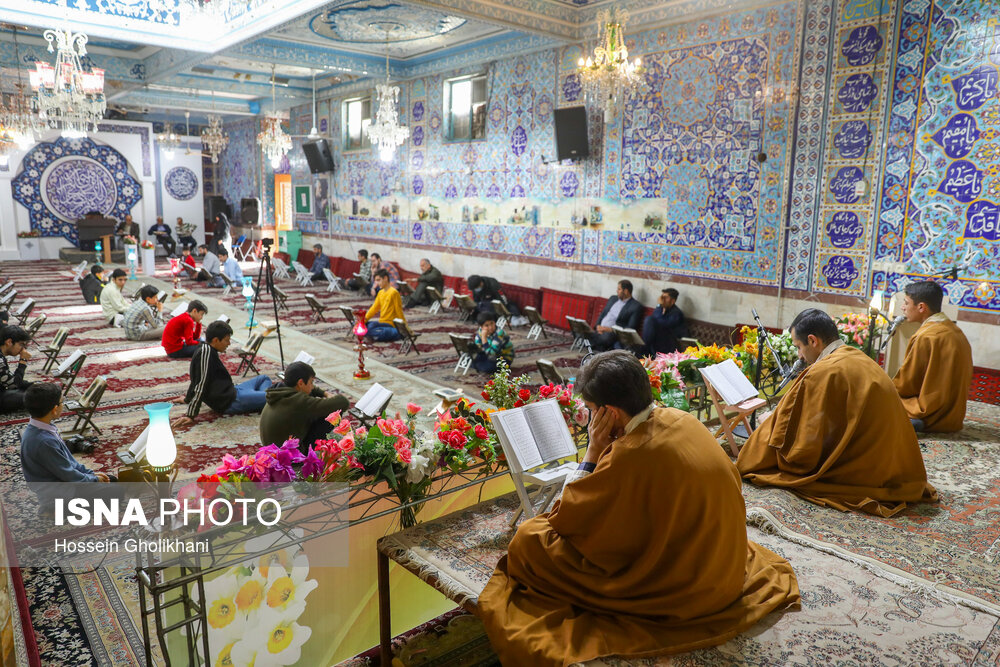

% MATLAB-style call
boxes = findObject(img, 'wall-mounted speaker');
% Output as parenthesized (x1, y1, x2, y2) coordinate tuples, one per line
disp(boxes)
(553, 106, 589, 162)
(303, 139, 336, 173)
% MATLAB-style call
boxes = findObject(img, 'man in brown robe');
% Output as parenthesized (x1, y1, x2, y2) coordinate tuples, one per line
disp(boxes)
(893, 281, 973, 432)
(737, 308, 937, 517)
(478, 351, 799, 667)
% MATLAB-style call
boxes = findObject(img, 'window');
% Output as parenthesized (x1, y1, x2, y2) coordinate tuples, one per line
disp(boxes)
(446, 74, 487, 141)
(343, 97, 372, 151)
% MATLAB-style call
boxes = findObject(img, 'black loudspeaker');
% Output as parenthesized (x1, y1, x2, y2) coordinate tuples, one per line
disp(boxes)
(240, 197, 261, 225)
(205, 196, 230, 222)
(554, 106, 589, 161)
(302, 139, 335, 173)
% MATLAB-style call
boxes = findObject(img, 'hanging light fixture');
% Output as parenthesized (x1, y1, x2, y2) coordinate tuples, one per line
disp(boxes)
(257, 64, 291, 169)
(366, 26, 409, 162)
(577, 8, 646, 123)
(201, 93, 229, 164)
(3, 28, 42, 152)
(29, 28, 106, 138)
(157, 122, 182, 159)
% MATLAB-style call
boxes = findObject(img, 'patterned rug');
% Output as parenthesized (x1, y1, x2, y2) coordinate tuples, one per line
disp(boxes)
(351, 493, 1000, 666)
(743, 400, 1000, 613)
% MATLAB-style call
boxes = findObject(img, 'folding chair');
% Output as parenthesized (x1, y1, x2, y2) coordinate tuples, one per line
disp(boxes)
(449, 333, 475, 375)
(426, 286, 445, 314)
(304, 293, 327, 322)
(0, 289, 17, 310)
(232, 235, 248, 261)
(25, 314, 47, 344)
(70, 260, 88, 281)
(322, 269, 344, 293)
(14, 297, 36, 325)
(536, 358, 566, 385)
(491, 299, 512, 331)
(292, 261, 314, 287)
(566, 316, 593, 352)
(62, 375, 108, 436)
(0, 281, 13, 296)
(41, 327, 70, 373)
(392, 318, 421, 355)
(271, 285, 289, 310)
(339, 306, 357, 339)
(53, 349, 87, 398)
(235, 332, 266, 377)
(523, 306, 548, 340)
(219, 272, 236, 297)
(270, 256, 291, 280)
(454, 294, 478, 323)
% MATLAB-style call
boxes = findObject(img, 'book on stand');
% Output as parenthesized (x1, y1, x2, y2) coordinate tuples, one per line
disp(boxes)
(698, 359, 758, 406)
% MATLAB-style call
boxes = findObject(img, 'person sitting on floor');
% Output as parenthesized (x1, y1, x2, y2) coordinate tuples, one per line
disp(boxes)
(642, 287, 687, 355)
(99, 269, 130, 327)
(363, 269, 404, 342)
(79, 264, 106, 305)
(162, 300, 207, 359)
(259, 361, 349, 452)
(346, 249, 371, 291)
(193, 243, 224, 287)
(218, 247, 243, 283)
(470, 316, 514, 374)
(309, 244, 330, 282)
(368, 253, 400, 296)
(180, 246, 197, 276)
(736, 308, 938, 517)
(122, 285, 165, 342)
(1, 325, 33, 413)
(175, 216, 197, 251)
(21, 383, 112, 486)
(477, 350, 800, 666)
(404, 258, 443, 308)
(172, 321, 273, 427)
(893, 280, 973, 432)
(148, 216, 177, 257)
(590, 279, 644, 352)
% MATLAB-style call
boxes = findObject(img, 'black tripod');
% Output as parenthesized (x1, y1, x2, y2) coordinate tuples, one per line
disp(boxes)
(248, 240, 286, 369)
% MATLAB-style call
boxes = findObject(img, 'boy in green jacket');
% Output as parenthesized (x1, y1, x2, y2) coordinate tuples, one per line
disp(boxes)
(259, 362, 349, 452)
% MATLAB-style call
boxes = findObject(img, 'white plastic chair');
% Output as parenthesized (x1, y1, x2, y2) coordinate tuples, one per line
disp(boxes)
(323, 269, 344, 293)
(292, 261, 314, 286)
(270, 256, 291, 280)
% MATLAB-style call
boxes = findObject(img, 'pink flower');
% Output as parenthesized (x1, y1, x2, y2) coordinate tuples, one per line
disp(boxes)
(338, 435, 355, 453)
(573, 407, 590, 426)
(217, 453, 251, 477)
(474, 424, 489, 440)
(355, 426, 368, 440)
(538, 384, 556, 399)
(406, 402, 422, 415)
(333, 419, 352, 435)
(396, 447, 412, 464)
(393, 436, 412, 453)
(326, 410, 342, 427)
(377, 418, 408, 436)
(346, 455, 364, 470)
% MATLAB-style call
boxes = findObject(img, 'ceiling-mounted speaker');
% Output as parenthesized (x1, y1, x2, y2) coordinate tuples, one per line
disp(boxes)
(303, 138, 335, 173)
(553, 106, 589, 162)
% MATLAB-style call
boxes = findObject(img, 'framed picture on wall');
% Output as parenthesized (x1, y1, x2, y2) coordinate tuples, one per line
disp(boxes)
(294, 185, 312, 215)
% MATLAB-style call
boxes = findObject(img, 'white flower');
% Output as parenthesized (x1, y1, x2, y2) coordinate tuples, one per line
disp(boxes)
(406, 440, 437, 483)
(231, 603, 311, 666)
(263, 554, 317, 611)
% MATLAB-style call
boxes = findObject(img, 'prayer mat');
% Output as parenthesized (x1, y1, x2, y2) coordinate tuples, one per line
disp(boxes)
(743, 399, 1000, 612)
(371, 493, 1000, 665)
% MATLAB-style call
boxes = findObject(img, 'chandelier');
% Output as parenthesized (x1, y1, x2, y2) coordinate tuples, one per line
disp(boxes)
(157, 125, 182, 159)
(201, 94, 228, 164)
(367, 27, 409, 162)
(0, 28, 42, 163)
(576, 9, 646, 123)
(257, 65, 291, 168)
(29, 28, 106, 138)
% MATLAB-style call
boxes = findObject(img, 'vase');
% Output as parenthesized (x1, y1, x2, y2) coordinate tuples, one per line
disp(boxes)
(144, 402, 177, 468)
(141, 247, 156, 276)
(17, 237, 41, 261)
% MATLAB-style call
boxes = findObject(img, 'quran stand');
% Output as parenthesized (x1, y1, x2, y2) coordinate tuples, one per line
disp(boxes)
(54, 352, 88, 400)
(338, 306, 357, 340)
(304, 294, 327, 322)
(702, 378, 766, 457)
(508, 465, 576, 527)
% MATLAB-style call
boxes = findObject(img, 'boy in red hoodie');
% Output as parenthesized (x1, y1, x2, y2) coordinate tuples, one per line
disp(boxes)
(162, 300, 207, 358)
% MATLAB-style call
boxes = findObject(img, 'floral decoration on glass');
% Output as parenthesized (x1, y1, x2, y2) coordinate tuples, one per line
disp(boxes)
(140, 239, 155, 249)
(16, 230, 41, 238)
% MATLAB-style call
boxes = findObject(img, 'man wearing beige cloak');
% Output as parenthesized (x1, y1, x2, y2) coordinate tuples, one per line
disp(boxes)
(893, 281, 973, 432)
(737, 309, 937, 517)
(478, 351, 800, 667)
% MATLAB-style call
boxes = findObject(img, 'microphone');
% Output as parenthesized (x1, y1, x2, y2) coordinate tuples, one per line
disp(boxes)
(878, 315, 907, 352)
(776, 359, 805, 393)
(751, 307, 788, 376)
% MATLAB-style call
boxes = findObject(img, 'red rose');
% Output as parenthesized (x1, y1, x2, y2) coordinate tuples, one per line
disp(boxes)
(513, 399, 524, 408)
(451, 417, 470, 432)
(447, 431, 468, 450)
(481, 391, 490, 400)
(538, 384, 556, 398)
(518, 388, 531, 401)
(474, 424, 488, 439)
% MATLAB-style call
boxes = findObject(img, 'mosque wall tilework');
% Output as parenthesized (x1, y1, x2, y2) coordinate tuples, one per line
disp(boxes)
(219, 118, 262, 214)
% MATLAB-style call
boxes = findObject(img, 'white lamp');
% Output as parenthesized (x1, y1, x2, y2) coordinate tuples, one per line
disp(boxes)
(144, 402, 177, 471)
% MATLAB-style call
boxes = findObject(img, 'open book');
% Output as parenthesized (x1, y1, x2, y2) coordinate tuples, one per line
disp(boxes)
(15, 298, 34, 316)
(612, 325, 644, 347)
(169, 301, 188, 319)
(55, 349, 86, 376)
(355, 383, 392, 417)
(293, 350, 315, 365)
(215, 314, 230, 323)
(156, 290, 167, 303)
(699, 359, 758, 406)
(488, 399, 576, 473)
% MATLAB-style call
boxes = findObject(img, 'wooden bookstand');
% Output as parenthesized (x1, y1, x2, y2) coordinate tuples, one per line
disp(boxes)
(702, 378, 766, 457)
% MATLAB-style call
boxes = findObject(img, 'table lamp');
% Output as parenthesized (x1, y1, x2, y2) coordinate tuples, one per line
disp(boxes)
(127, 246, 138, 279)
(242, 277, 257, 327)
(144, 402, 176, 480)
(353, 314, 370, 379)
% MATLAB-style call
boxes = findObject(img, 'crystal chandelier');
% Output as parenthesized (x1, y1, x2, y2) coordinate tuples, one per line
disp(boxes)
(201, 94, 228, 164)
(2, 28, 42, 154)
(367, 28, 409, 162)
(257, 65, 291, 168)
(29, 28, 106, 138)
(157, 125, 182, 159)
(577, 8, 646, 123)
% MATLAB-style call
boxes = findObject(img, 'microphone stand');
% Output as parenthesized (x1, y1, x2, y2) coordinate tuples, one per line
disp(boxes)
(864, 308, 880, 359)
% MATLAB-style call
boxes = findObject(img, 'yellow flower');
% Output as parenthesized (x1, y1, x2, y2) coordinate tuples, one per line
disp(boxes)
(267, 621, 295, 654)
(267, 575, 295, 609)
(236, 577, 264, 614)
(208, 595, 237, 629)
(214, 642, 236, 667)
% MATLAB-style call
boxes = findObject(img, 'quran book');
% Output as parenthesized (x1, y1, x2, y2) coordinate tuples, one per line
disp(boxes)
(127, 426, 149, 462)
(156, 290, 167, 303)
(699, 359, 758, 406)
(169, 302, 188, 319)
(15, 298, 34, 316)
(293, 350, 315, 365)
(433, 388, 464, 401)
(56, 349, 85, 376)
(612, 325, 644, 346)
(488, 399, 576, 474)
(355, 383, 392, 417)
(215, 314, 230, 323)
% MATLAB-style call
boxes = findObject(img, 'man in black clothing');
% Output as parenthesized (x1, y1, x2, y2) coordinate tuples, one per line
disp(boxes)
(0, 325, 33, 412)
(467, 274, 520, 324)
(642, 288, 687, 355)
(79, 265, 106, 304)
(114, 214, 140, 249)
(405, 258, 444, 308)
(172, 321, 272, 428)
(148, 216, 177, 257)
(589, 279, 645, 352)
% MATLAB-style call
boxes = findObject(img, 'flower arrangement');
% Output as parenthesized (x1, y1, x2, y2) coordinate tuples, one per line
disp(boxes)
(16, 230, 40, 238)
(122, 235, 138, 245)
(480, 359, 587, 431)
(837, 312, 881, 357)
(641, 352, 691, 410)
(140, 239, 155, 249)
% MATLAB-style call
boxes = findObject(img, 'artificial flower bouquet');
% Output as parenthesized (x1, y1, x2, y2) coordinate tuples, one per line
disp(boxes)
(641, 352, 691, 411)
(140, 239, 155, 249)
(837, 312, 882, 358)
(16, 229, 40, 238)
(122, 235, 138, 245)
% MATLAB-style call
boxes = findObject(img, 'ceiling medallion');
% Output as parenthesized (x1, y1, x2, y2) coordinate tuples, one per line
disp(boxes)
(366, 22, 410, 162)
(28, 28, 106, 138)
(577, 8, 646, 123)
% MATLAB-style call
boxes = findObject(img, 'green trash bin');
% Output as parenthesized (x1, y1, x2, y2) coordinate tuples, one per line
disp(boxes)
(279, 230, 302, 263)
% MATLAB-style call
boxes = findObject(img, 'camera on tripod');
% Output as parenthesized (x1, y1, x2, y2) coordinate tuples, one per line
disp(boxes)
(261, 238, 274, 248)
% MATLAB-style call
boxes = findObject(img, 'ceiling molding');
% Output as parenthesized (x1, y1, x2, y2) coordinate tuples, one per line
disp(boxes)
(403, 0, 578, 41)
